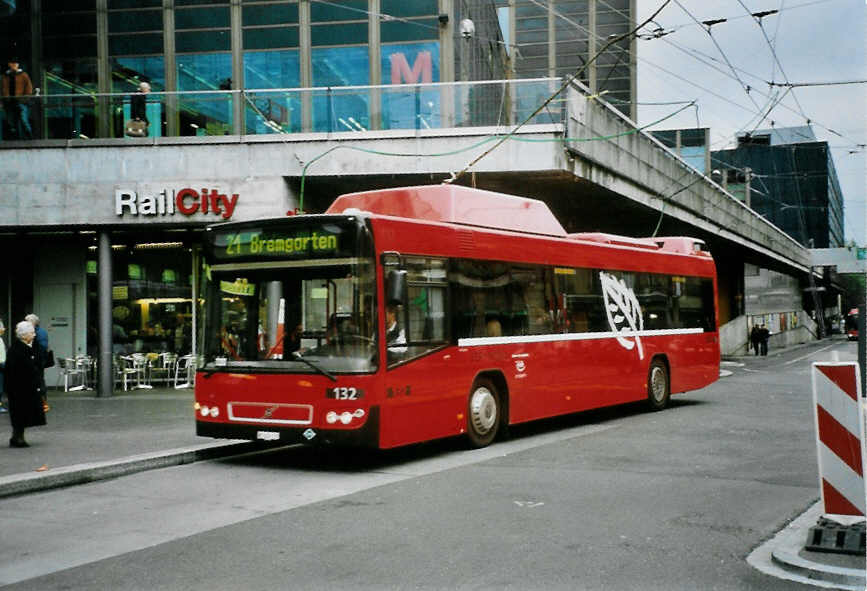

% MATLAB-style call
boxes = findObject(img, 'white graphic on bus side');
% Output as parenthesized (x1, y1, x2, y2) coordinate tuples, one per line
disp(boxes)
(599, 271, 645, 360)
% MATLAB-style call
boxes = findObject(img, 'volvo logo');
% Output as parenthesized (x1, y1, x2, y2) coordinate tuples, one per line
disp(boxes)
(261, 406, 278, 419)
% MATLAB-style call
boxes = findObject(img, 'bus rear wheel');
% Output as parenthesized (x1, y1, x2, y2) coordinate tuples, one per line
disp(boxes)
(647, 359, 670, 411)
(466, 378, 500, 448)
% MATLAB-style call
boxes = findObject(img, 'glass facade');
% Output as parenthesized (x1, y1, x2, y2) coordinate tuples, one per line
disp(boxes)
(0, 0, 595, 139)
(498, 0, 634, 119)
(87, 244, 194, 357)
(109, 1, 165, 137)
(42, 1, 98, 139)
(242, 1, 300, 133)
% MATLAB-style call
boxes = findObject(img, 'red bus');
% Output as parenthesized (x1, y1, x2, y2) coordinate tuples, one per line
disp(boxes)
(195, 185, 720, 449)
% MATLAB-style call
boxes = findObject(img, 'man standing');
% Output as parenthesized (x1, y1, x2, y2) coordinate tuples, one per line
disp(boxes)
(759, 324, 770, 356)
(2, 58, 33, 139)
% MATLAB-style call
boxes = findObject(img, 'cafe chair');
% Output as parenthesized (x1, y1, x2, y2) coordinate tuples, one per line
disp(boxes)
(149, 352, 177, 385)
(74, 355, 95, 390)
(119, 354, 153, 391)
(174, 354, 195, 389)
(57, 357, 87, 392)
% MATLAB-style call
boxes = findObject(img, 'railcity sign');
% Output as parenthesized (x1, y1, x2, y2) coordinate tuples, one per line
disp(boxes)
(115, 187, 239, 219)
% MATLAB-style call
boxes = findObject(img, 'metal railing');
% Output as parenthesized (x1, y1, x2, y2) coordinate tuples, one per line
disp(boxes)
(0, 78, 566, 142)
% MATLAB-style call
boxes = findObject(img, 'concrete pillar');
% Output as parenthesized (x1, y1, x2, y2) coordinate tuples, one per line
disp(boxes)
(191, 247, 199, 358)
(231, 0, 243, 135)
(97, 232, 113, 397)
(300, 0, 312, 132)
(368, 0, 381, 130)
(163, 0, 178, 137)
(587, 0, 596, 94)
(547, 2, 556, 78)
(96, 0, 111, 138)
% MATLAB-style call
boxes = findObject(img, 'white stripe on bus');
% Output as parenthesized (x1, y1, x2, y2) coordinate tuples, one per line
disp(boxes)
(457, 328, 705, 347)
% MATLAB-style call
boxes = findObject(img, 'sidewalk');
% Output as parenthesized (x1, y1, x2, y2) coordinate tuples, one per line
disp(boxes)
(0, 386, 257, 498)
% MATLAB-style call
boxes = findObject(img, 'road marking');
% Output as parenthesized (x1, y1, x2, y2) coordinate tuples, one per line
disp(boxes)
(783, 343, 844, 366)
(514, 501, 545, 508)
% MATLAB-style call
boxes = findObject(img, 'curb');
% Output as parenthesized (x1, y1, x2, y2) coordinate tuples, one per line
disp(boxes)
(748, 501, 866, 590)
(771, 547, 866, 589)
(0, 440, 262, 499)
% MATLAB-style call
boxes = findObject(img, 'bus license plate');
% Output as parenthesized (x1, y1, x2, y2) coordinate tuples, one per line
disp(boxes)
(256, 431, 280, 441)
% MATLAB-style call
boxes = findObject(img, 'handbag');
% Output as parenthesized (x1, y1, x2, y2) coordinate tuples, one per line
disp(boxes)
(44, 349, 55, 368)
(125, 119, 148, 137)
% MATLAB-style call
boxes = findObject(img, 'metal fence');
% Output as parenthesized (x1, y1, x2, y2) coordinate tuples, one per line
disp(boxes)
(0, 78, 566, 141)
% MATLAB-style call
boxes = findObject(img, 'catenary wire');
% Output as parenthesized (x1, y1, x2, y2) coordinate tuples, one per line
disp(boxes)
(443, 0, 674, 184)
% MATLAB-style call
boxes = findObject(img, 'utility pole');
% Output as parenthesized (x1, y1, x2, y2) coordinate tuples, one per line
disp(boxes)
(743, 167, 752, 208)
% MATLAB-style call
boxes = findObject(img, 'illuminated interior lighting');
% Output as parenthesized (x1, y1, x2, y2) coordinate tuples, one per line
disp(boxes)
(134, 298, 192, 305)
(134, 242, 185, 250)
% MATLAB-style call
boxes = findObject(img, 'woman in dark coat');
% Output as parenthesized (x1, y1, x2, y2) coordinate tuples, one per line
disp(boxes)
(6, 320, 46, 447)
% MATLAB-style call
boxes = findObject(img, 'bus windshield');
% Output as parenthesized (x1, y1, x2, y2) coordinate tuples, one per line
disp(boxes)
(201, 217, 377, 373)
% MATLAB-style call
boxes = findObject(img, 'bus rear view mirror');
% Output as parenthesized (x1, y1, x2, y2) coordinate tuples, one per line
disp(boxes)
(386, 269, 408, 305)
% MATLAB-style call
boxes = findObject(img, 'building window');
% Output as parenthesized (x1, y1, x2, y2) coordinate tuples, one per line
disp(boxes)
(108, 3, 165, 137)
(381, 42, 440, 129)
(176, 1, 232, 135)
(43, 1, 98, 139)
(242, 1, 300, 133)
(310, 0, 370, 132)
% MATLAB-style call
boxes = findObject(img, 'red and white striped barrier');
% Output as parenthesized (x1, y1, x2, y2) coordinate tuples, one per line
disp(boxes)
(811, 362, 866, 517)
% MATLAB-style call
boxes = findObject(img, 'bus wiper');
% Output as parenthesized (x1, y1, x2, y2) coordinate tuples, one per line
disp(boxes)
(291, 351, 337, 382)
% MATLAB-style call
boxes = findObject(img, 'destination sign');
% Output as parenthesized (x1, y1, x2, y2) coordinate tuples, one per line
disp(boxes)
(209, 219, 369, 263)
(221, 230, 338, 257)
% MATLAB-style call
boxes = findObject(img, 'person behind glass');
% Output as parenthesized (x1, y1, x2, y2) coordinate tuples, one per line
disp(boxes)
(130, 81, 150, 128)
(1, 57, 33, 140)
(24, 314, 50, 411)
(5, 321, 47, 448)
(0, 319, 7, 413)
(285, 323, 304, 356)
(385, 303, 407, 359)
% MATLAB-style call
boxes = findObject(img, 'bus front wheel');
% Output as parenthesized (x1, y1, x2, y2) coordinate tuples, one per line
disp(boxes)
(466, 378, 500, 448)
(647, 359, 670, 411)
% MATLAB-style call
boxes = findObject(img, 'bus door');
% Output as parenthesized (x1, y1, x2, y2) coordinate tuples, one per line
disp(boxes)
(379, 256, 456, 447)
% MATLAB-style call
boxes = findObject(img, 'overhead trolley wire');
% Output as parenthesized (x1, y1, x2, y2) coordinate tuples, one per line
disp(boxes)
(443, 0, 674, 184)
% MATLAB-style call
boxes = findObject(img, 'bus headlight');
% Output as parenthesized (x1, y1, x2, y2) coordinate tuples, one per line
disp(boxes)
(210, 406, 220, 418)
(339, 412, 353, 425)
(200, 406, 210, 417)
(326, 411, 338, 424)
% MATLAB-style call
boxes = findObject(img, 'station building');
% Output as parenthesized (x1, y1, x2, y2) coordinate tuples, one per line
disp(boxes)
(0, 1, 636, 390)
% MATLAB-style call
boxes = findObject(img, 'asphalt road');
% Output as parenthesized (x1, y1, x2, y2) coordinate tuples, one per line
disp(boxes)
(0, 339, 856, 590)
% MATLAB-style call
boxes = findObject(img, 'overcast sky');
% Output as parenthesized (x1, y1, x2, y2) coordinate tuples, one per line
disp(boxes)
(635, 0, 866, 245)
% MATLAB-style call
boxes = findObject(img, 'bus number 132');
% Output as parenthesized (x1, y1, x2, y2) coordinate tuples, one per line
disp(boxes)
(327, 387, 363, 400)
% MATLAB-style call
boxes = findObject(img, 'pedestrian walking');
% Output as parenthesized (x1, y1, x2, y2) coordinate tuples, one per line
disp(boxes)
(5, 320, 46, 448)
(1, 57, 34, 140)
(0, 318, 7, 413)
(749, 324, 760, 356)
(759, 324, 770, 356)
